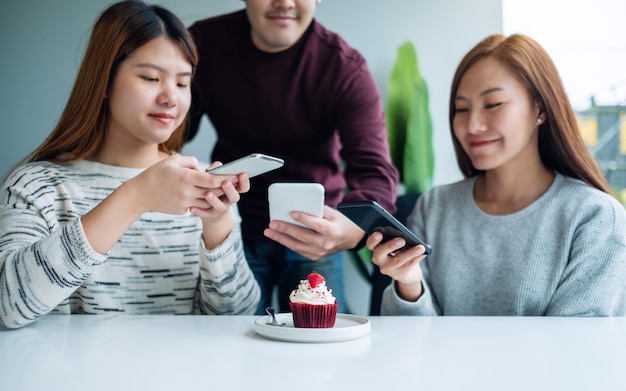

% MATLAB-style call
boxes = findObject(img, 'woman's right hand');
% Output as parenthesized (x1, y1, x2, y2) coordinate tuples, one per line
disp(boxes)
(128, 155, 240, 216)
(81, 155, 241, 254)
(367, 230, 428, 302)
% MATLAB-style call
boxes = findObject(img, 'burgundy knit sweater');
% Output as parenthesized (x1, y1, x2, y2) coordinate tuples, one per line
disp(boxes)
(187, 10, 399, 240)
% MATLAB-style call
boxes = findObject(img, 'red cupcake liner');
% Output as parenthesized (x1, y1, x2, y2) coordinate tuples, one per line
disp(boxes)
(290, 302, 339, 328)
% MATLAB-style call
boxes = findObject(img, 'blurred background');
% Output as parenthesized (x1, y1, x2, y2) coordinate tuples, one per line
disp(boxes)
(505, 0, 626, 203)
(1, 0, 624, 314)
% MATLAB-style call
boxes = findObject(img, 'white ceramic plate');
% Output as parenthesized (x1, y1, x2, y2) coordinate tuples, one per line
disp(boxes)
(253, 313, 370, 343)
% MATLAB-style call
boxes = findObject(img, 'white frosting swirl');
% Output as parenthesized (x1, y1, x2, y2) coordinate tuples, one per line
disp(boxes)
(289, 279, 336, 305)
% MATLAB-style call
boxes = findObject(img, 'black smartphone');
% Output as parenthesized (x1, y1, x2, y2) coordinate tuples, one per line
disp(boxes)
(337, 200, 432, 255)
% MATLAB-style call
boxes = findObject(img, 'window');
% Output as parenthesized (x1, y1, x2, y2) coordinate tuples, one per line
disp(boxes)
(504, 0, 626, 203)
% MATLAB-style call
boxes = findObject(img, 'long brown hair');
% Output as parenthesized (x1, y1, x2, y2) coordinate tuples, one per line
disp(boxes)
(28, 1, 198, 164)
(448, 34, 612, 195)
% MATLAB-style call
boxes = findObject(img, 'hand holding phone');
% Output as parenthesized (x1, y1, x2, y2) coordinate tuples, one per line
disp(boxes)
(337, 200, 432, 255)
(268, 183, 324, 228)
(206, 153, 284, 178)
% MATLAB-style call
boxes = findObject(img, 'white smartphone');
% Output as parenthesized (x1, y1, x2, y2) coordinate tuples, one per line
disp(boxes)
(206, 153, 284, 178)
(268, 183, 325, 228)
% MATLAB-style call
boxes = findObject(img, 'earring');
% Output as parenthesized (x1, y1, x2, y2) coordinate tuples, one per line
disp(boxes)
(537, 118, 543, 124)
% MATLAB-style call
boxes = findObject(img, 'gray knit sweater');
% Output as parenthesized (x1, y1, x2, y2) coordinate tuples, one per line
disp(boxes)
(0, 160, 260, 328)
(382, 173, 626, 316)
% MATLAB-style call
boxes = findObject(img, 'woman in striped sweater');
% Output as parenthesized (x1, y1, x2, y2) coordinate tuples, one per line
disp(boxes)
(0, 1, 260, 329)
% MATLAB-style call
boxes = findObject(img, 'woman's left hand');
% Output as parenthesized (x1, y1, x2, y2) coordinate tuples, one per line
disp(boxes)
(191, 169, 250, 249)
(191, 170, 249, 220)
(367, 230, 428, 301)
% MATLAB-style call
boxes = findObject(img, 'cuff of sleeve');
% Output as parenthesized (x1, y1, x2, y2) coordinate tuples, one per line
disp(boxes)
(381, 279, 438, 316)
(71, 219, 108, 266)
(201, 224, 239, 261)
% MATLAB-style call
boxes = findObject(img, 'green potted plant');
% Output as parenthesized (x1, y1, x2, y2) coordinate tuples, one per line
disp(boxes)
(349, 41, 435, 315)
(386, 40, 434, 194)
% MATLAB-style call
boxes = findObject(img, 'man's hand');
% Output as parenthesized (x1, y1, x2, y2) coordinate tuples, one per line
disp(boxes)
(263, 206, 365, 260)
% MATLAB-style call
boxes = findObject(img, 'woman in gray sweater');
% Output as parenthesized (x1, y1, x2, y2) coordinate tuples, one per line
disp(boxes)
(369, 34, 626, 316)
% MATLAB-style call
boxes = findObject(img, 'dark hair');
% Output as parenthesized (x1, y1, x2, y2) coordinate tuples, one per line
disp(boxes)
(449, 34, 612, 195)
(28, 0, 198, 163)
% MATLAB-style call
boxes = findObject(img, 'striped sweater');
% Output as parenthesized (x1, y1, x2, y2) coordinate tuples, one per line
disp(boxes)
(0, 160, 260, 328)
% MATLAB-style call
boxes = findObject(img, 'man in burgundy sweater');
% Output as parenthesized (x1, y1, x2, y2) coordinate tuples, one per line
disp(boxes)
(186, 0, 399, 314)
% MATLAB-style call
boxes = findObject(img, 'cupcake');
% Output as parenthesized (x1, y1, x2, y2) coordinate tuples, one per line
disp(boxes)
(289, 272, 338, 328)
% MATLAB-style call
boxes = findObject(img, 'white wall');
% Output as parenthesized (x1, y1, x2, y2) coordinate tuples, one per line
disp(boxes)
(0, 0, 502, 315)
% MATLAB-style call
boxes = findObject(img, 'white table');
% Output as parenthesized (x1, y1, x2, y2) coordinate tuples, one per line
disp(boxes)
(1, 315, 625, 390)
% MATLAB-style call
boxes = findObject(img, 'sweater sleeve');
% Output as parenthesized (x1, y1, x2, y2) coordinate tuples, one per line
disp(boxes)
(194, 208, 260, 315)
(0, 198, 107, 328)
(380, 193, 439, 316)
(380, 280, 439, 316)
(336, 60, 400, 213)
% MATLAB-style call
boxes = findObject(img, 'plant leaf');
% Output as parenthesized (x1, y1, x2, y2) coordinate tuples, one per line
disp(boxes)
(385, 41, 434, 192)
(386, 41, 420, 179)
(404, 78, 434, 193)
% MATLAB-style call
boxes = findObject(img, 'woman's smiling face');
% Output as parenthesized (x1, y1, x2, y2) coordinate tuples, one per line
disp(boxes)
(106, 36, 193, 148)
(452, 56, 544, 173)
